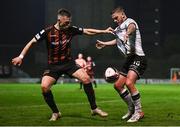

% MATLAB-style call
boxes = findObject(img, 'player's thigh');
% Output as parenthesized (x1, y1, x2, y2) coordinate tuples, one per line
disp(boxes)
(126, 70, 138, 86)
(41, 75, 56, 90)
(72, 68, 90, 84)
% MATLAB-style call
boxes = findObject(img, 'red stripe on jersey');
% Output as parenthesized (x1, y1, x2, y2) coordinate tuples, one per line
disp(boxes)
(61, 32, 68, 50)
(45, 26, 75, 64)
(54, 29, 60, 63)
(47, 31, 52, 64)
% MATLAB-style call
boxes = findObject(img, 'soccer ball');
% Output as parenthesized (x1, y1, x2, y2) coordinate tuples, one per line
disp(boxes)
(104, 67, 119, 83)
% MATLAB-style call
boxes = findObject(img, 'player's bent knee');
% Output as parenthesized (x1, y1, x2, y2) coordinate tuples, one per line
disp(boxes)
(125, 79, 134, 87)
(41, 83, 51, 92)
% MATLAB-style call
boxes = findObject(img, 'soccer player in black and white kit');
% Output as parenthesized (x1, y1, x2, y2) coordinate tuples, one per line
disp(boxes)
(96, 6, 147, 122)
(12, 8, 111, 121)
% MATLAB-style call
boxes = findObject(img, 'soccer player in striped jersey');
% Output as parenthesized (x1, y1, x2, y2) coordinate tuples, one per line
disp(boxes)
(96, 6, 147, 122)
(12, 8, 111, 121)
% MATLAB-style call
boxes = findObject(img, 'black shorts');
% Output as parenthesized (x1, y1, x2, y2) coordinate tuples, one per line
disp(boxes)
(42, 60, 80, 81)
(120, 54, 147, 79)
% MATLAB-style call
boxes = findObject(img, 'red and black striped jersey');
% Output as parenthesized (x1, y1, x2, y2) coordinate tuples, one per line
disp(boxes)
(34, 25, 83, 64)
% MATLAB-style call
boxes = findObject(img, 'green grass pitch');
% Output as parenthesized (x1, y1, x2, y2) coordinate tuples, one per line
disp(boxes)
(0, 83, 180, 126)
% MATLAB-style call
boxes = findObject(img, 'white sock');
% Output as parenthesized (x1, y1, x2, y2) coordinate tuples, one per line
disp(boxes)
(120, 89, 134, 111)
(131, 91, 142, 113)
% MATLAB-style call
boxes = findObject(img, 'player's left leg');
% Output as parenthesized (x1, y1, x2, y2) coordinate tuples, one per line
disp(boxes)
(41, 75, 61, 121)
(72, 68, 108, 117)
(125, 70, 144, 122)
(114, 74, 134, 120)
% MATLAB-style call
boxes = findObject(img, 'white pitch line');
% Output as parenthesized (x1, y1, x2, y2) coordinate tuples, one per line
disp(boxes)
(0, 100, 120, 109)
(0, 99, 120, 110)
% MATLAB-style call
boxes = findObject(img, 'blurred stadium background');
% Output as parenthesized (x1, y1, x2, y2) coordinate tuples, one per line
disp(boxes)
(0, 0, 180, 82)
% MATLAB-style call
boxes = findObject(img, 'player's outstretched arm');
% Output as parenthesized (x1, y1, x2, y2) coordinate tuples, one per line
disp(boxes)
(12, 38, 37, 66)
(83, 27, 114, 35)
(96, 39, 116, 49)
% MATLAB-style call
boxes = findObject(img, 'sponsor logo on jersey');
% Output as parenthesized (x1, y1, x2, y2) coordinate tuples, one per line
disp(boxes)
(51, 41, 59, 45)
(50, 35, 57, 37)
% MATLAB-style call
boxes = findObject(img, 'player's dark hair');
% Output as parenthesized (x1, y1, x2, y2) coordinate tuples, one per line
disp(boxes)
(58, 8, 71, 17)
(111, 6, 125, 14)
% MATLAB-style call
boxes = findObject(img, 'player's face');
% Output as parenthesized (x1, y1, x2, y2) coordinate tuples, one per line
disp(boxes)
(112, 12, 124, 25)
(87, 57, 91, 61)
(78, 54, 83, 59)
(58, 15, 71, 29)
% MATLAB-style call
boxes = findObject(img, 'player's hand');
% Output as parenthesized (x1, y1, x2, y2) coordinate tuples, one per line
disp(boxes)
(12, 57, 23, 66)
(84, 64, 91, 69)
(96, 40, 106, 49)
(123, 33, 129, 43)
(105, 27, 115, 34)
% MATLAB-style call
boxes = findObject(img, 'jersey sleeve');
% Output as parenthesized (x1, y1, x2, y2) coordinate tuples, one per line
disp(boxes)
(34, 29, 46, 42)
(126, 18, 138, 29)
(70, 26, 83, 36)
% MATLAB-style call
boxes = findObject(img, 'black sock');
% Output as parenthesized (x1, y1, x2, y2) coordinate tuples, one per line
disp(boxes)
(83, 83, 97, 110)
(80, 82, 83, 89)
(42, 90, 59, 113)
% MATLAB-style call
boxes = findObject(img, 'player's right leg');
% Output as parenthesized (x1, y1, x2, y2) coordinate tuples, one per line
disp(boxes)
(125, 70, 144, 122)
(41, 75, 61, 121)
(114, 74, 134, 120)
(72, 68, 108, 117)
